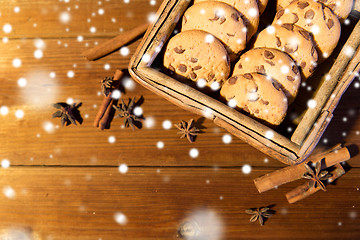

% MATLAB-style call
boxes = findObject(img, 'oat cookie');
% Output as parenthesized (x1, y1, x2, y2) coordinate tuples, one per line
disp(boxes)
(220, 73, 288, 126)
(163, 30, 230, 88)
(277, 0, 353, 21)
(194, 0, 260, 39)
(253, 24, 318, 79)
(233, 48, 301, 104)
(274, 0, 341, 61)
(182, 1, 247, 61)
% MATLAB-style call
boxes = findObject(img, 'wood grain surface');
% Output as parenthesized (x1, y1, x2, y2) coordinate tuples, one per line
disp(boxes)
(0, 0, 360, 239)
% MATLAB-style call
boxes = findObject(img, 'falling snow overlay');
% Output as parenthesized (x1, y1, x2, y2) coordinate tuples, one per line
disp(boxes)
(1, 0, 360, 239)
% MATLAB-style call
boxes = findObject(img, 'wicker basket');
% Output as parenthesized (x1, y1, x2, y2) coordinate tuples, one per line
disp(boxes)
(129, 0, 360, 165)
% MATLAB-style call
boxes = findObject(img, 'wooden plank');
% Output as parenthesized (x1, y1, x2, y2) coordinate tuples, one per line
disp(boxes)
(0, 0, 161, 39)
(0, 167, 359, 239)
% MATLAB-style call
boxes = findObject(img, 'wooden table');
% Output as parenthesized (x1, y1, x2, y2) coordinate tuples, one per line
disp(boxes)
(1, 0, 360, 239)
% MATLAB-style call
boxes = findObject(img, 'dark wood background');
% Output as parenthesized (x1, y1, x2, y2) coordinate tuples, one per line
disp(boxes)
(0, 0, 360, 239)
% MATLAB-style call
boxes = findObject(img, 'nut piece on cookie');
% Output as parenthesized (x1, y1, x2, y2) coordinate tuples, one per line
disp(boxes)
(233, 48, 301, 104)
(276, 0, 296, 11)
(253, 24, 318, 79)
(220, 73, 288, 126)
(274, 0, 341, 62)
(194, 0, 260, 40)
(163, 30, 230, 88)
(182, 1, 247, 61)
(277, 0, 353, 21)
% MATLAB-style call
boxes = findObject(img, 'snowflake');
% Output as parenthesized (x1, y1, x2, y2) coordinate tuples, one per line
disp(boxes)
(108, 136, 116, 143)
(17, 78, 27, 87)
(12, 58, 22, 67)
(59, 12, 70, 23)
(120, 46, 130, 56)
(156, 141, 164, 149)
(205, 34, 215, 43)
(3, 23, 12, 33)
(0, 106, 9, 116)
(242, 164, 251, 174)
(189, 148, 199, 158)
(1, 159, 10, 168)
(34, 49, 43, 59)
(114, 212, 128, 225)
(162, 120, 172, 129)
(307, 99, 317, 109)
(265, 130, 274, 139)
(222, 134, 232, 144)
(15, 109, 24, 119)
(119, 164, 128, 174)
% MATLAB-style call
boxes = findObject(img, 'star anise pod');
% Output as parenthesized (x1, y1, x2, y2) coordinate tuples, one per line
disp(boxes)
(101, 76, 114, 96)
(174, 119, 199, 143)
(245, 207, 272, 226)
(302, 159, 332, 191)
(113, 97, 140, 130)
(52, 102, 81, 126)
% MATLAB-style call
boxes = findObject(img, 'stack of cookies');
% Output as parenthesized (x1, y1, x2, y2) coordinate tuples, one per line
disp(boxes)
(163, 0, 353, 126)
(163, 0, 265, 89)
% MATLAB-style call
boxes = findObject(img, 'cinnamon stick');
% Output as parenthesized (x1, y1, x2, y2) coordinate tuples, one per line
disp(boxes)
(286, 164, 345, 204)
(93, 69, 124, 128)
(98, 96, 117, 130)
(254, 146, 351, 193)
(82, 23, 149, 61)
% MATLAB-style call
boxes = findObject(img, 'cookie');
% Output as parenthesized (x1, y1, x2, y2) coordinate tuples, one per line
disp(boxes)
(194, 0, 260, 39)
(258, 0, 269, 15)
(233, 48, 301, 104)
(163, 30, 230, 88)
(182, 1, 247, 61)
(277, 0, 353, 21)
(317, 0, 353, 21)
(274, 0, 341, 61)
(220, 73, 288, 126)
(253, 24, 318, 79)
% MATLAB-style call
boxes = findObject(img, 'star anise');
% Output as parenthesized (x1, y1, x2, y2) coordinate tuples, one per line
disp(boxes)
(174, 119, 199, 143)
(101, 76, 114, 96)
(52, 102, 81, 126)
(245, 207, 272, 226)
(302, 159, 332, 191)
(113, 97, 140, 130)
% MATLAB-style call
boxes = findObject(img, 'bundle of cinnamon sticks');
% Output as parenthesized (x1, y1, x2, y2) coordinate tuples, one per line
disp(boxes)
(93, 70, 124, 130)
(253, 144, 352, 203)
(83, 23, 149, 129)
